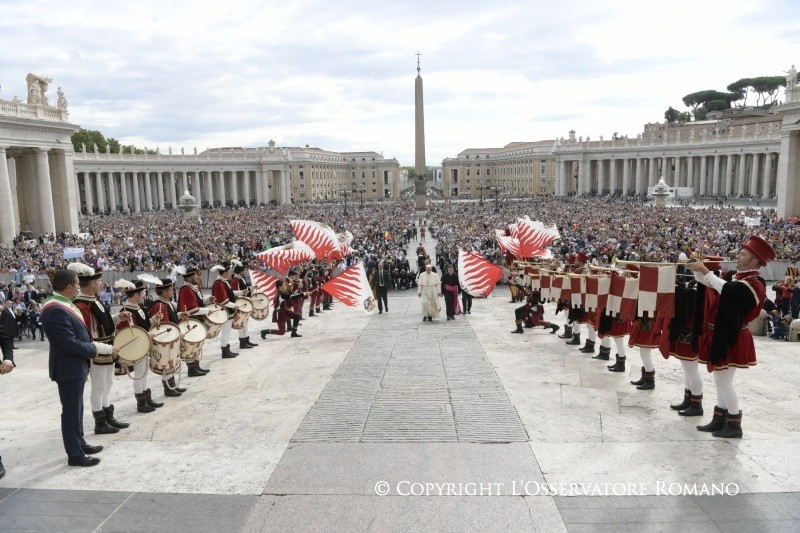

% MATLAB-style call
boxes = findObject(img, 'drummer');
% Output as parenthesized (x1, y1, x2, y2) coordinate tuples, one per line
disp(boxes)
(176, 265, 213, 376)
(210, 261, 247, 359)
(148, 278, 190, 398)
(232, 262, 258, 350)
(115, 279, 163, 413)
(71, 263, 132, 435)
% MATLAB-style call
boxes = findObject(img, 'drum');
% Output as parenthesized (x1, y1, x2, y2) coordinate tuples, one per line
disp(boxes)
(149, 323, 181, 375)
(250, 292, 270, 321)
(179, 319, 208, 362)
(114, 326, 151, 367)
(232, 297, 253, 330)
(205, 304, 228, 339)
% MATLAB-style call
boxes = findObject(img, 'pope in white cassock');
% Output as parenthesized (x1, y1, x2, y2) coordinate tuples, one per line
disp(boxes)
(417, 264, 442, 321)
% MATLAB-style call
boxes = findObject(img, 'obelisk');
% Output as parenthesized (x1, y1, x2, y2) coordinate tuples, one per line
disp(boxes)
(414, 52, 427, 212)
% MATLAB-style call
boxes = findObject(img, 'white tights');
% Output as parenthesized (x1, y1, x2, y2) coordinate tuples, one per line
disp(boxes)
(639, 347, 654, 372)
(713, 368, 739, 415)
(614, 337, 626, 357)
(131, 359, 148, 394)
(587, 325, 597, 342)
(680, 359, 703, 396)
(89, 363, 114, 411)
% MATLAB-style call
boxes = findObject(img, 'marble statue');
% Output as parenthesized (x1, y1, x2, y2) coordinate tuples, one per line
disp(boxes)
(578, 136, 583, 143)
(81, 143, 86, 153)
(268, 139, 276, 151)
(568, 130, 576, 142)
(194, 147, 197, 155)
(56, 87, 68, 110)
(28, 81, 42, 105)
(181, 147, 185, 155)
(168, 147, 172, 155)
(93, 143, 99, 153)
(785, 65, 797, 90)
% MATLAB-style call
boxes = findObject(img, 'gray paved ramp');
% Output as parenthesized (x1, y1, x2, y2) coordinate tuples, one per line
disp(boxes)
(291, 302, 528, 443)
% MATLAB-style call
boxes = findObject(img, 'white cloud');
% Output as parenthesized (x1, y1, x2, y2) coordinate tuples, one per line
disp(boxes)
(1, 0, 798, 165)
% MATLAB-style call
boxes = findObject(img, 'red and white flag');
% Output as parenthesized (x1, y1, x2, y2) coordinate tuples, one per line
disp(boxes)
(516, 216, 560, 259)
(321, 263, 377, 314)
(638, 265, 676, 318)
(458, 248, 502, 297)
(584, 275, 610, 312)
(290, 220, 340, 260)
(494, 230, 520, 258)
(606, 271, 639, 321)
(570, 275, 586, 309)
(256, 241, 314, 276)
(540, 272, 552, 300)
(250, 269, 281, 302)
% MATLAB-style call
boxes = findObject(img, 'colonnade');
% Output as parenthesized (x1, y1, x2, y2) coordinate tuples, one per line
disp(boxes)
(556, 151, 779, 198)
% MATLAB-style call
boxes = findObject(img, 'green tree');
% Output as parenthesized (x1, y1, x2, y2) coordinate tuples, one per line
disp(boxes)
(728, 76, 785, 107)
(664, 106, 680, 123)
(681, 90, 737, 118)
(71, 128, 108, 153)
(107, 137, 121, 154)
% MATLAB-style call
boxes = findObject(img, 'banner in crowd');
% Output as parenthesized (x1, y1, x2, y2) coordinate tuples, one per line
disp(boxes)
(458, 249, 502, 297)
(321, 263, 377, 314)
(290, 220, 340, 260)
(63, 247, 85, 259)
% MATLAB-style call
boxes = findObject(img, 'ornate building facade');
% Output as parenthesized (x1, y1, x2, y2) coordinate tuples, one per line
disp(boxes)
(0, 75, 401, 244)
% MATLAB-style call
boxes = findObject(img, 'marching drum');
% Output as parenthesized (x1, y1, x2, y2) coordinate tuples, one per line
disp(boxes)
(149, 323, 181, 376)
(179, 319, 208, 362)
(249, 292, 270, 321)
(231, 297, 253, 330)
(114, 326, 151, 367)
(205, 304, 228, 339)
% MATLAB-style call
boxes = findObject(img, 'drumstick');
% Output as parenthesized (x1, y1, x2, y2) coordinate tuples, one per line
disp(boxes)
(152, 328, 172, 338)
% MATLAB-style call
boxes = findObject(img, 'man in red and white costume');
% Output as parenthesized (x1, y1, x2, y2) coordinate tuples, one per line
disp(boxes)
(211, 261, 247, 358)
(148, 278, 190, 397)
(176, 266, 213, 376)
(231, 262, 258, 350)
(687, 235, 775, 439)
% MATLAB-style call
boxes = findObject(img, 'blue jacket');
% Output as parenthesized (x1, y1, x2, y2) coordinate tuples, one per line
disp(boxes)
(41, 304, 96, 383)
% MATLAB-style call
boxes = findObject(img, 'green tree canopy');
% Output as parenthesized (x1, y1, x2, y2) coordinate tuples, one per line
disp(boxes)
(727, 76, 785, 106)
(681, 90, 737, 112)
(664, 106, 680, 123)
(71, 128, 108, 153)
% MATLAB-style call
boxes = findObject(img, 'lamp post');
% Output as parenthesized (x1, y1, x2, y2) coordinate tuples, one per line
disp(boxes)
(489, 183, 502, 213)
(352, 186, 366, 208)
(477, 179, 485, 205)
(339, 189, 351, 215)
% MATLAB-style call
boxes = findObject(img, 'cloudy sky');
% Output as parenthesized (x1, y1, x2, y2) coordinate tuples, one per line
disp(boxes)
(2, 0, 798, 165)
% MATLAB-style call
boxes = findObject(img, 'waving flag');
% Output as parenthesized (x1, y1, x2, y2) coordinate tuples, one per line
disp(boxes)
(494, 230, 520, 258)
(256, 241, 314, 276)
(321, 263, 377, 314)
(329, 231, 354, 261)
(517, 216, 560, 260)
(250, 269, 281, 302)
(458, 248, 502, 297)
(290, 219, 339, 260)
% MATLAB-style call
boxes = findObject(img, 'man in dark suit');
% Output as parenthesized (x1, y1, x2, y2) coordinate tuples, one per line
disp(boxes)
(0, 333, 13, 478)
(374, 261, 392, 314)
(41, 268, 117, 467)
(0, 300, 16, 365)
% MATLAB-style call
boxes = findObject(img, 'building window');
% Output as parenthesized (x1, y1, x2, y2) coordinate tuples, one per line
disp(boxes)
(466, 169, 471, 176)
(486, 169, 490, 176)
(540, 165, 546, 175)
(476, 168, 481, 176)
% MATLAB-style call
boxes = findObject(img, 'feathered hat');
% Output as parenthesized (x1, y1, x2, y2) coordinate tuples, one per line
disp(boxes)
(68, 262, 101, 281)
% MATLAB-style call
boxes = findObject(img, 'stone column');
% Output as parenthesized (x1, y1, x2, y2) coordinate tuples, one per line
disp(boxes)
(205, 171, 214, 207)
(156, 172, 164, 210)
(686, 156, 695, 190)
(180, 172, 187, 194)
(120, 172, 129, 213)
(698, 156, 707, 196)
(621, 158, 630, 194)
(737, 154, 748, 197)
(609, 159, 618, 193)
(218, 171, 227, 206)
(164, 171, 175, 208)
(95, 171, 106, 213)
(107, 172, 117, 213)
(662, 156, 671, 185)
(712, 155, 721, 195)
(82, 172, 94, 214)
(61, 151, 80, 233)
(242, 170, 251, 205)
(724, 156, 735, 197)
(763, 153, 774, 198)
(749, 153, 760, 197)
(283, 167, 291, 203)
(0, 148, 16, 245)
(776, 131, 800, 219)
(256, 169, 265, 204)
(144, 171, 153, 211)
(36, 149, 57, 235)
(559, 160, 570, 195)
(133, 172, 141, 213)
(230, 170, 239, 205)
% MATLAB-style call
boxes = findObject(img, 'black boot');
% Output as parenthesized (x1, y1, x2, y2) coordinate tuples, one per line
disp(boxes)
(607, 355, 626, 372)
(136, 393, 155, 413)
(712, 411, 743, 438)
(260, 329, 271, 339)
(169, 376, 186, 393)
(163, 379, 183, 397)
(579, 339, 596, 354)
(511, 323, 524, 334)
(630, 366, 646, 386)
(188, 361, 207, 377)
(636, 370, 655, 390)
(104, 404, 130, 429)
(309, 310, 315, 317)
(549, 324, 559, 334)
(566, 333, 581, 346)
(558, 325, 573, 339)
(222, 345, 238, 358)
(592, 345, 610, 360)
(239, 337, 253, 350)
(670, 389, 691, 411)
(697, 406, 727, 432)
(245, 336, 258, 347)
(291, 328, 302, 338)
(145, 388, 164, 408)
(678, 394, 704, 417)
(315, 307, 321, 313)
(93, 410, 119, 434)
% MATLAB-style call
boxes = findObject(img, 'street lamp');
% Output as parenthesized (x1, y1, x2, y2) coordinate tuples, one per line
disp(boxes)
(476, 179, 485, 205)
(352, 186, 366, 208)
(489, 182, 502, 213)
(339, 188, 351, 215)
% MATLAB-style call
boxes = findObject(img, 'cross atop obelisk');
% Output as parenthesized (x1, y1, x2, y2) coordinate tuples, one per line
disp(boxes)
(414, 52, 427, 211)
